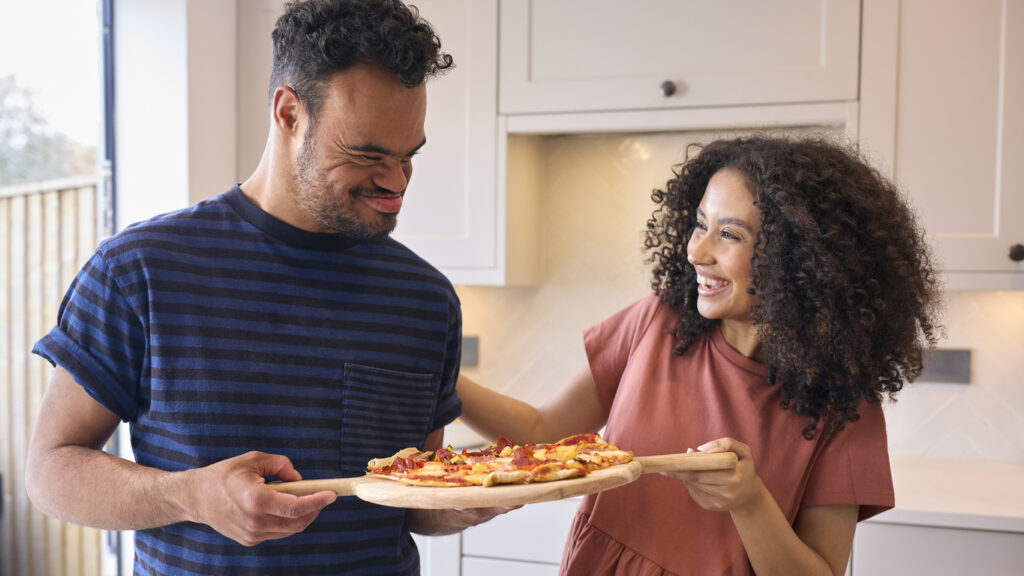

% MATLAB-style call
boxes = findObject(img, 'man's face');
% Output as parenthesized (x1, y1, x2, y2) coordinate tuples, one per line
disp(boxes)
(292, 64, 427, 238)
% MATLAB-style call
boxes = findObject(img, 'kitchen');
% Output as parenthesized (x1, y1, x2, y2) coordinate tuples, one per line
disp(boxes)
(3, 0, 1024, 574)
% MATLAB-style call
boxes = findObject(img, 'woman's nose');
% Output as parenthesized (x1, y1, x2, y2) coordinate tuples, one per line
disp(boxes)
(687, 232, 712, 265)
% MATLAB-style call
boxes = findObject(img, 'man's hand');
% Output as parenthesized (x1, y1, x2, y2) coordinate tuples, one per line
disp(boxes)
(408, 505, 521, 536)
(183, 451, 337, 546)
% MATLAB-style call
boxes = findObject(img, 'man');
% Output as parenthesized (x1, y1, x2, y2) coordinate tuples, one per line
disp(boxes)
(26, 1, 508, 573)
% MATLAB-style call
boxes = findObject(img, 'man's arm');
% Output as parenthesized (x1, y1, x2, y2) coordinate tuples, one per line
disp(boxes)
(26, 367, 337, 546)
(406, 428, 518, 535)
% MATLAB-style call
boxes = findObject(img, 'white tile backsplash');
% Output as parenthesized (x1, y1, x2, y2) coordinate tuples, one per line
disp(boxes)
(456, 132, 1024, 463)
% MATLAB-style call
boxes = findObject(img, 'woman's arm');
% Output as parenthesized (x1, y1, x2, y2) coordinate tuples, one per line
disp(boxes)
(456, 367, 607, 445)
(673, 438, 857, 576)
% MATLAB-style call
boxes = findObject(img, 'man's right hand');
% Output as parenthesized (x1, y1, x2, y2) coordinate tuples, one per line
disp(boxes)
(183, 451, 337, 546)
(26, 367, 336, 545)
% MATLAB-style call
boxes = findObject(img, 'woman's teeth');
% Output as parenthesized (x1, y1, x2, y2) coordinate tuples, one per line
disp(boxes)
(697, 274, 728, 288)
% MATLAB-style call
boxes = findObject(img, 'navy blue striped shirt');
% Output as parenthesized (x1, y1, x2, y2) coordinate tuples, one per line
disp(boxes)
(33, 185, 462, 575)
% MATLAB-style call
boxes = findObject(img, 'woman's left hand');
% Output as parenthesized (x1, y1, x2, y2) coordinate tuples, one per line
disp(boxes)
(666, 437, 765, 513)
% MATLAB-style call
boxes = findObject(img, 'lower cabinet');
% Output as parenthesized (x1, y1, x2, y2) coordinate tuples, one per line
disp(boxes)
(414, 498, 579, 575)
(462, 557, 559, 576)
(851, 520, 1024, 576)
(417, 496, 1024, 575)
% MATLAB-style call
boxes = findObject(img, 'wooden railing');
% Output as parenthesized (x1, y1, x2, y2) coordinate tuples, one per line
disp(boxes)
(1, 176, 103, 576)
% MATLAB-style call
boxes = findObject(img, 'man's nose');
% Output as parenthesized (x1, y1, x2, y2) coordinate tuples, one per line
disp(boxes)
(375, 161, 409, 193)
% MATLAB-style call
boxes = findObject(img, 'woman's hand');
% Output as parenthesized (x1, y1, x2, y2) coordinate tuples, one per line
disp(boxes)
(667, 437, 766, 513)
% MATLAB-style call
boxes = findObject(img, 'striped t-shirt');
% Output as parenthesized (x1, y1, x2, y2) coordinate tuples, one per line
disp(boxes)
(33, 185, 462, 575)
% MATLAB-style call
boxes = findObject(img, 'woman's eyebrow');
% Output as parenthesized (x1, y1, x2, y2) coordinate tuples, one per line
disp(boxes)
(696, 208, 754, 233)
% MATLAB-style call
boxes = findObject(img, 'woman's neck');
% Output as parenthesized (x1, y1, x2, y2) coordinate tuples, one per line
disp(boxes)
(718, 320, 765, 363)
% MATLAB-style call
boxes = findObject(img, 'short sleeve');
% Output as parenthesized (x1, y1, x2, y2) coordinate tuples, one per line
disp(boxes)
(802, 401, 895, 520)
(583, 295, 663, 416)
(31, 250, 146, 421)
(429, 293, 463, 431)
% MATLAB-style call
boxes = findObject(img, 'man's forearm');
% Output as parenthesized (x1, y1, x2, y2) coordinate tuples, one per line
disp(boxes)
(27, 444, 192, 530)
(407, 505, 519, 536)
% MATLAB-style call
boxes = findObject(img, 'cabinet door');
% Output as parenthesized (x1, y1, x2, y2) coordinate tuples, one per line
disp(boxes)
(860, 0, 1024, 288)
(852, 522, 1024, 576)
(391, 0, 500, 280)
(462, 557, 559, 576)
(461, 499, 580, 564)
(499, 0, 861, 115)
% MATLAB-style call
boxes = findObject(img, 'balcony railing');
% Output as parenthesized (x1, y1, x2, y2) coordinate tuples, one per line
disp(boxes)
(1, 175, 103, 576)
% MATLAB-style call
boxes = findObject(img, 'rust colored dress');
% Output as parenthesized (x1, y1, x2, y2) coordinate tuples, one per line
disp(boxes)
(560, 295, 894, 576)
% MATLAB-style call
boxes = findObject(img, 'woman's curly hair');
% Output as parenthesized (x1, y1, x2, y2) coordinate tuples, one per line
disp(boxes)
(270, 0, 454, 124)
(645, 135, 942, 439)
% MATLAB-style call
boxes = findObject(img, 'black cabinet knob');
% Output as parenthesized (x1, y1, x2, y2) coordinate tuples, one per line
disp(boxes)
(1011, 243, 1024, 262)
(660, 80, 676, 97)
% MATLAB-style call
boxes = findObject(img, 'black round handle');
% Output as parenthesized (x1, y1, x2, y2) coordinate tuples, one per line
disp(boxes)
(660, 80, 676, 97)
(1010, 243, 1024, 262)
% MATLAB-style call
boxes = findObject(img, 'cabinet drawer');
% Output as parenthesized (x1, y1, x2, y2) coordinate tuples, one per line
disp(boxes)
(852, 522, 1024, 576)
(461, 498, 580, 564)
(500, 0, 861, 115)
(462, 557, 559, 576)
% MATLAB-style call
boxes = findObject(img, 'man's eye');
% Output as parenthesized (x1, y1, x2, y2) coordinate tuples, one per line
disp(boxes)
(360, 155, 381, 162)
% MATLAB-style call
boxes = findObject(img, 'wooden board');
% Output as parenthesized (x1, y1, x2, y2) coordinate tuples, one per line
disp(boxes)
(271, 452, 737, 509)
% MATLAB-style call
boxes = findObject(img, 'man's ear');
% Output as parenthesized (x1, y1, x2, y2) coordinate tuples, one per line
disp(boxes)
(271, 85, 303, 137)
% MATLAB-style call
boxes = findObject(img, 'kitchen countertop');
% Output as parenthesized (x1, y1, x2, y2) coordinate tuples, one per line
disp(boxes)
(869, 455, 1024, 533)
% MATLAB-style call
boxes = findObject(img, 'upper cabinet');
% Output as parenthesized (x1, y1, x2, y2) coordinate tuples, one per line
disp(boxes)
(390, 0, 530, 285)
(498, 0, 862, 115)
(861, 0, 1024, 289)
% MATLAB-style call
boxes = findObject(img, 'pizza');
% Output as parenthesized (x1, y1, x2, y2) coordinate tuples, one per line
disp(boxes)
(365, 432, 634, 487)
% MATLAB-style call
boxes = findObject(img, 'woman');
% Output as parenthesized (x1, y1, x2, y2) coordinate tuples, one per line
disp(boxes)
(457, 135, 941, 575)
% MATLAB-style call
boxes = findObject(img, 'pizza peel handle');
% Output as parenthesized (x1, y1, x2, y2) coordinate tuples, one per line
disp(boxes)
(635, 451, 738, 474)
(269, 476, 369, 497)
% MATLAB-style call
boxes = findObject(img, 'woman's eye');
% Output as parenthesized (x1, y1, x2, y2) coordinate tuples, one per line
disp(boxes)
(721, 230, 739, 240)
(694, 220, 708, 231)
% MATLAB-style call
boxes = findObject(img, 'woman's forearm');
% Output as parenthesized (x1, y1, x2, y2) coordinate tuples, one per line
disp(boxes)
(457, 368, 607, 445)
(456, 375, 545, 444)
(731, 484, 857, 576)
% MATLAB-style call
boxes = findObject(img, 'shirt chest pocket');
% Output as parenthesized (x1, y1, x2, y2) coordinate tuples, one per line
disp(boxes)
(339, 362, 440, 476)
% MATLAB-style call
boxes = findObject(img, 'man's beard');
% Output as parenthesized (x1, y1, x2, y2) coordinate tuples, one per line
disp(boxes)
(292, 131, 398, 239)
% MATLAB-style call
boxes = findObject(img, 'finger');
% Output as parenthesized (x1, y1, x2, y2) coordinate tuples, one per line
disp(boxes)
(700, 437, 751, 461)
(696, 437, 730, 453)
(253, 452, 304, 482)
(263, 489, 337, 519)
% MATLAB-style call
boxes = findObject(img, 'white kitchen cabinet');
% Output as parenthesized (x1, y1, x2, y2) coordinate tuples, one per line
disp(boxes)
(499, 0, 861, 115)
(462, 557, 560, 576)
(392, 0, 539, 285)
(852, 522, 1024, 576)
(860, 0, 1024, 289)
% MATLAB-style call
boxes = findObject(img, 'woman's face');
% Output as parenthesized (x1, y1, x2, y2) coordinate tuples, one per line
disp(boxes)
(686, 168, 761, 329)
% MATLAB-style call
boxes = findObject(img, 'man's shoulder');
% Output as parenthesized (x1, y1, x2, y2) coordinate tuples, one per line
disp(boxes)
(370, 236, 458, 297)
(100, 193, 236, 247)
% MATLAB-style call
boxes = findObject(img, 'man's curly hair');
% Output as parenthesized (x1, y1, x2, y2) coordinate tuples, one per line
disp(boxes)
(270, 0, 453, 124)
(645, 135, 942, 439)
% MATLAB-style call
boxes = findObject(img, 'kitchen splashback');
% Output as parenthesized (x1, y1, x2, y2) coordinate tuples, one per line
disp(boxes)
(456, 131, 1024, 463)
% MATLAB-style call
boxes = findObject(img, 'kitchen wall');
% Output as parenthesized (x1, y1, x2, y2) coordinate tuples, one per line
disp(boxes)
(455, 131, 1024, 464)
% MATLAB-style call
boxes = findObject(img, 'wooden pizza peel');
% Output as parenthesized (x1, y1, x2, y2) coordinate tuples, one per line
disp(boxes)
(269, 452, 737, 509)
